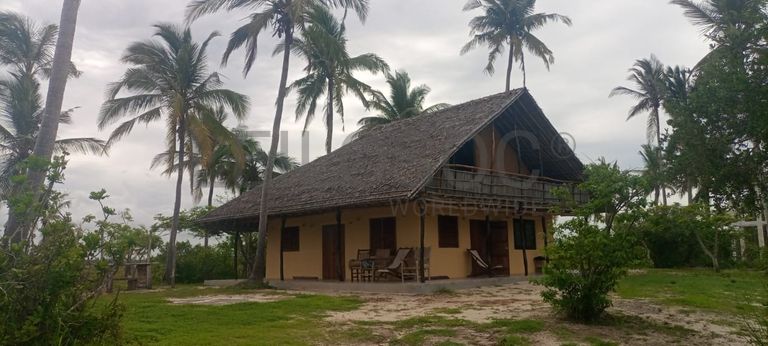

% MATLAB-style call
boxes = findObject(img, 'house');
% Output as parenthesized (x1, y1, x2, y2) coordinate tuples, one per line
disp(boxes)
(199, 89, 587, 283)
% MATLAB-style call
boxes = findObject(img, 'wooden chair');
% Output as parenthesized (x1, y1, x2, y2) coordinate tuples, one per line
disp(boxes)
(376, 248, 412, 282)
(468, 249, 505, 277)
(350, 249, 371, 282)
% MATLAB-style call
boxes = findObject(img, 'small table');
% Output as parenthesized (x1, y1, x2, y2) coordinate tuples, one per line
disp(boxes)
(360, 259, 376, 282)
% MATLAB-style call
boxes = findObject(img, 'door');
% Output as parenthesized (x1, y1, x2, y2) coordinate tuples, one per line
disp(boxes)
(470, 220, 510, 275)
(322, 224, 345, 281)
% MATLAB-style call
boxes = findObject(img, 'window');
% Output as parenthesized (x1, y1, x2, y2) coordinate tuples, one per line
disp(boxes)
(438, 215, 459, 248)
(450, 139, 476, 167)
(281, 227, 300, 252)
(369, 217, 396, 251)
(513, 219, 536, 250)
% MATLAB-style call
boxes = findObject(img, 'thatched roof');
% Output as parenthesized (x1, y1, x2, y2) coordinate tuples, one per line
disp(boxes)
(200, 89, 583, 228)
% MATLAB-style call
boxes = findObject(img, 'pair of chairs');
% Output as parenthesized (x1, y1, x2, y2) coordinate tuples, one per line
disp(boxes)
(349, 249, 391, 282)
(467, 249, 506, 277)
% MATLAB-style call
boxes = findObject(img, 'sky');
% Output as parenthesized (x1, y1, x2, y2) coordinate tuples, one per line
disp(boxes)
(2, 0, 710, 235)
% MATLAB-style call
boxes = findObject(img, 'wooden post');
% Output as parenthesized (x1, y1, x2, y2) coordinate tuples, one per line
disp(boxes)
(336, 208, 343, 282)
(519, 215, 529, 276)
(485, 214, 492, 277)
(418, 201, 426, 283)
(234, 231, 240, 280)
(279, 216, 286, 281)
(541, 216, 549, 264)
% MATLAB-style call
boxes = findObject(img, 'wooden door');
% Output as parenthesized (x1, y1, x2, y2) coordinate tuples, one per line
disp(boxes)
(322, 224, 345, 281)
(469, 220, 510, 276)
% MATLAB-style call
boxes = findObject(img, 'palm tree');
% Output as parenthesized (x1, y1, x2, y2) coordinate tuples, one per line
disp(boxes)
(461, 0, 572, 91)
(611, 55, 668, 205)
(99, 24, 249, 287)
(355, 70, 448, 136)
(670, 0, 765, 67)
(224, 136, 298, 195)
(610, 55, 666, 146)
(185, 0, 369, 283)
(640, 144, 667, 205)
(25, 0, 83, 229)
(663, 65, 696, 203)
(0, 73, 105, 196)
(289, 5, 388, 154)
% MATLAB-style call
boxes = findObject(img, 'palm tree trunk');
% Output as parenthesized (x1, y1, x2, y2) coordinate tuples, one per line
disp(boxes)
(250, 27, 293, 284)
(325, 77, 334, 155)
(655, 110, 667, 206)
(521, 52, 527, 89)
(505, 44, 514, 92)
(205, 174, 215, 248)
(164, 115, 186, 287)
(7, 0, 81, 242)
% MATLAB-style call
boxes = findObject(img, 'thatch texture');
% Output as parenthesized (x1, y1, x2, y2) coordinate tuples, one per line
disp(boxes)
(200, 89, 582, 226)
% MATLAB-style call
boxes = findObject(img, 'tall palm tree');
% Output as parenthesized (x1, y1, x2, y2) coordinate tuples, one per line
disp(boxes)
(0, 9, 92, 242)
(611, 55, 668, 205)
(224, 136, 298, 195)
(610, 55, 666, 146)
(663, 65, 696, 203)
(461, 0, 572, 91)
(99, 24, 249, 287)
(355, 70, 449, 136)
(639, 144, 669, 205)
(186, 0, 369, 283)
(289, 5, 388, 154)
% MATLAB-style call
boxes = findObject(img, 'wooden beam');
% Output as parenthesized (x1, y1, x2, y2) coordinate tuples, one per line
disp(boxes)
(279, 216, 287, 281)
(485, 214, 492, 277)
(336, 208, 343, 282)
(541, 215, 549, 265)
(519, 214, 529, 276)
(418, 201, 426, 283)
(234, 231, 239, 280)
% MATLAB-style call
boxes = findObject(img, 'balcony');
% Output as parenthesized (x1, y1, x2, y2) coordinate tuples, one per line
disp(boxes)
(423, 165, 588, 214)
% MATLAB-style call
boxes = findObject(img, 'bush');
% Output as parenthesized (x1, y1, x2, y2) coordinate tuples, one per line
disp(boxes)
(157, 241, 235, 284)
(0, 221, 124, 344)
(537, 219, 638, 322)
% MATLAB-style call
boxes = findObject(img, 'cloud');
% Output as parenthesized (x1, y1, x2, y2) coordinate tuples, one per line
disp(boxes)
(4, 0, 709, 234)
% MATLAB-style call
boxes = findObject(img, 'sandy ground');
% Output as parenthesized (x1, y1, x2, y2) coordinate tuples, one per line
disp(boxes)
(325, 282, 748, 345)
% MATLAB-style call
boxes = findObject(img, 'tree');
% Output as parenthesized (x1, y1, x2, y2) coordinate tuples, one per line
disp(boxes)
(0, 74, 105, 199)
(355, 70, 449, 137)
(227, 136, 298, 194)
(22, 0, 82, 236)
(639, 144, 669, 205)
(186, 0, 370, 283)
(99, 24, 249, 286)
(461, 0, 571, 90)
(288, 5, 388, 154)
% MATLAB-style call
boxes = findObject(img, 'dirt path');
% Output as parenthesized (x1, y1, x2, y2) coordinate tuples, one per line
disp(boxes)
(325, 282, 748, 345)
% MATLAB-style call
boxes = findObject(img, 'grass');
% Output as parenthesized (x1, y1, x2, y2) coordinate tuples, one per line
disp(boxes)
(617, 268, 767, 315)
(106, 286, 361, 345)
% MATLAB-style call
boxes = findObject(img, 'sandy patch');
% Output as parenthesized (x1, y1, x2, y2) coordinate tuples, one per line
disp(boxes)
(167, 293, 289, 305)
(325, 282, 749, 345)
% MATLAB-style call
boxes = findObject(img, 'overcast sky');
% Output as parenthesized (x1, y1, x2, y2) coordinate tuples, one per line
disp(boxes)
(3, 0, 709, 233)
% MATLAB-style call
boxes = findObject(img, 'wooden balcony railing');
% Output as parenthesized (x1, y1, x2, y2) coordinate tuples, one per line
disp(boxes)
(424, 165, 588, 212)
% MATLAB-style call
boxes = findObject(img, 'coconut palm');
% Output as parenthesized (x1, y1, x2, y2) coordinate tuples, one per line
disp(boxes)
(355, 70, 449, 137)
(461, 0, 572, 90)
(610, 55, 667, 146)
(185, 0, 369, 282)
(670, 0, 766, 67)
(0, 11, 80, 78)
(224, 136, 298, 195)
(288, 5, 388, 154)
(0, 73, 105, 196)
(639, 144, 672, 205)
(99, 24, 249, 287)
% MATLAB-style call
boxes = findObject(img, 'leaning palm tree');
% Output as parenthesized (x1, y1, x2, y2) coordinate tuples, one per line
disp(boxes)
(99, 24, 249, 287)
(288, 5, 388, 154)
(185, 0, 369, 283)
(461, 0, 572, 90)
(0, 73, 105, 197)
(356, 70, 449, 137)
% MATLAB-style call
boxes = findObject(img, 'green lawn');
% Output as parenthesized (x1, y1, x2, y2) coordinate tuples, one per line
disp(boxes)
(616, 268, 767, 315)
(110, 269, 766, 344)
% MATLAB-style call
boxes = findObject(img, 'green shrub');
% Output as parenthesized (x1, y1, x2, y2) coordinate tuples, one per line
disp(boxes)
(0, 221, 124, 344)
(537, 219, 637, 322)
(157, 241, 236, 283)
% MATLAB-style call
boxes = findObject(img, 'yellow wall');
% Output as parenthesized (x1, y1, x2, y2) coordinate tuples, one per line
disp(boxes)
(265, 203, 554, 281)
